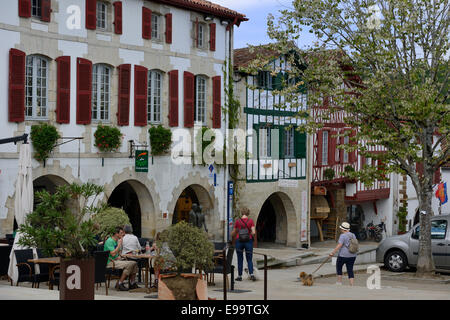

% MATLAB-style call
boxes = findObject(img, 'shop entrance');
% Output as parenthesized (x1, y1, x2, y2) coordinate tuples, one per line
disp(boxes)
(172, 186, 199, 225)
(256, 199, 277, 242)
(108, 181, 142, 237)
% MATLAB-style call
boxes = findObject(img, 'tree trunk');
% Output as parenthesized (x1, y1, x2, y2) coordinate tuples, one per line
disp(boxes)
(416, 188, 435, 276)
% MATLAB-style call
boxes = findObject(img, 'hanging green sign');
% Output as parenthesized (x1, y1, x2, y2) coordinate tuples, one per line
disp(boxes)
(135, 150, 149, 172)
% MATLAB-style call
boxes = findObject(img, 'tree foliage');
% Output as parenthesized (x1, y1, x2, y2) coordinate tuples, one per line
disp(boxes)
(18, 183, 106, 259)
(260, 0, 449, 274)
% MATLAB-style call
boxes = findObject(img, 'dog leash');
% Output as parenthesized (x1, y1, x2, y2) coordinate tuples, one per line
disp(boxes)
(311, 255, 332, 275)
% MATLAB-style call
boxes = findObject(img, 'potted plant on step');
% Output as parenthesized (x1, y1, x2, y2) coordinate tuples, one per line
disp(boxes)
(18, 183, 106, 300)
(156, 221, 214, 300)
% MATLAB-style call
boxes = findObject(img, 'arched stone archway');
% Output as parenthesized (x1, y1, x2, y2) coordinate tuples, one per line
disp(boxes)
(255, 192, 296, 246)
(168, 172, 219, 239)
(105, 179, 156, 239)
(172, 184, 214, 225)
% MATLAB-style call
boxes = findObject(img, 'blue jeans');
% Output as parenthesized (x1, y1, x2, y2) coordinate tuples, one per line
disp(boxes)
(235, 239, 254, 276)
(336, 256, 356, 278)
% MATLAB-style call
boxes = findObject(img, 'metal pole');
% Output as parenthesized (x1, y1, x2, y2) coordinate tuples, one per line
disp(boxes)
(223, 247, 227, 300)
(264, 255, 267, 300)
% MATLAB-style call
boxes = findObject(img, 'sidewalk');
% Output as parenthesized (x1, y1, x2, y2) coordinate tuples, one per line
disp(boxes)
(253, 240, 379, 268)
(2, 261, 448, 300)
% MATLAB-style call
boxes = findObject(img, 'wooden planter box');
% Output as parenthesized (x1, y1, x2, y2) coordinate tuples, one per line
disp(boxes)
(158, 273, 207, 300)
(59, 258, 95, 300)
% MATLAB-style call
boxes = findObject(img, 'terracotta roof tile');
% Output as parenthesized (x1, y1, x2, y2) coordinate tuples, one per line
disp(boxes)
(149, 0, 247, 23)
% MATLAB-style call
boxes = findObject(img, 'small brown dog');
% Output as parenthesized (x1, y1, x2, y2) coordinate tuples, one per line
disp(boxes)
(299, 272, 314, 286)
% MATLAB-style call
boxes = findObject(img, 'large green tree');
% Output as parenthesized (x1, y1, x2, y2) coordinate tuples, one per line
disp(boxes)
(260, 0, 449, 275)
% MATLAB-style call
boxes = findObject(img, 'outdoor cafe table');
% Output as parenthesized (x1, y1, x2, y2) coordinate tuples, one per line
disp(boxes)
(121, 253, 154, 293)
(27, 257, 60, 290)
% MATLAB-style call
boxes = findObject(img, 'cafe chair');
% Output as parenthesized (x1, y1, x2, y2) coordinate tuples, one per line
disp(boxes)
(94, 251, 110, 295)
(13, 249, 35, 287)
(207, 245, 235, 290)
(105, 259, 124, 290)
(32, 249, 50, 288)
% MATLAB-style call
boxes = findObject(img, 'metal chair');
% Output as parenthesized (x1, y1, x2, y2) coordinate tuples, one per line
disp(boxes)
(33, 249, 50, 288)
(94, 251, 110, 295)
(207, 245, 235, 290)
(13, 249, 35, 287)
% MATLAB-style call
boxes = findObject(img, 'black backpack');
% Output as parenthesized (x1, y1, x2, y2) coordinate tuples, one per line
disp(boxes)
(238, 219, 251, 242)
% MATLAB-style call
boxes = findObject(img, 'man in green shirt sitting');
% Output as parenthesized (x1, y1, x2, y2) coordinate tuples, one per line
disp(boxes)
(104, 226, 139, 291)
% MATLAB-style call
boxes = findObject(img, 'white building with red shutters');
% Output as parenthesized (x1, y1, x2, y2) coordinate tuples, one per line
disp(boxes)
(0, 0, 247, 240)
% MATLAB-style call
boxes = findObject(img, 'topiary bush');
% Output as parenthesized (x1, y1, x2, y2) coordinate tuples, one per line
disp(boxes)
(91, 207, 130, 240)
(149, 125, 172, 155)
(30, 123, 60, 162)
(157, 221, 214, 275)
(94, 124, 122, 152)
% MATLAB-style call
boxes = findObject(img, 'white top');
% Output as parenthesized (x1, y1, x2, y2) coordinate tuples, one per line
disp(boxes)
(121, 234, 142, 255)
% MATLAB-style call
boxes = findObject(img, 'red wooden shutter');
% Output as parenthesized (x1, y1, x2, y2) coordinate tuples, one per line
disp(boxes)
(76, 58, 92, 125)
(165, 13, 172, 44)
(209, 23, 216, 51)
(85, 0, 97, 30)
(328, 130, 336, 166)
(212, 76, 221, 128)
(316, 130, 323, 166)
(134, 65, 148, 126)
(41, 0, 51, 22)
(117, 64, 131, 126)
(168, 70, 179, 127)
(113, 1, 123, 34)
(142, 7, 152, 39)
(8, 49, 26, 123)
(18, 0, 31, 18)
(184, 72, 195, 128)
(56, 56, 71, 124)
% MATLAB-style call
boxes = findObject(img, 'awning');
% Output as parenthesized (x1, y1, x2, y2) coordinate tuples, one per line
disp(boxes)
(311, 195, 330, 220)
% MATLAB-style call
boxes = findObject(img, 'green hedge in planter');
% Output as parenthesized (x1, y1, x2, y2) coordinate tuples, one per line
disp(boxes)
(94, 124, 122, 152)
(30, 123, 60, 162)
(149, 125, 172, 155)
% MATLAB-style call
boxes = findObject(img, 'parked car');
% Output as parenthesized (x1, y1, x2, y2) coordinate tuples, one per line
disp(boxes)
(376, 214, 450, 272)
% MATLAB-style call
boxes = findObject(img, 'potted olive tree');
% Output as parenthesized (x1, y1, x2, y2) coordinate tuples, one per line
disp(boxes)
(18, 183, 106, 300)
(156, 221, 214, 300)
(91, 207, 130, 242)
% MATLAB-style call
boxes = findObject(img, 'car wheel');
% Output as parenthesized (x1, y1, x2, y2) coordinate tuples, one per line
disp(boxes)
(384, 250, 407, 272)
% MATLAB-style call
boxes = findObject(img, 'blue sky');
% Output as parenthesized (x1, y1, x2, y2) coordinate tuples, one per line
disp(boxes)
(213, 0, 317, 49)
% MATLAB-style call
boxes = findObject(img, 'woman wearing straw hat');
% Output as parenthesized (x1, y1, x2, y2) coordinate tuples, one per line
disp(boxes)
(329, 222, 357, 286)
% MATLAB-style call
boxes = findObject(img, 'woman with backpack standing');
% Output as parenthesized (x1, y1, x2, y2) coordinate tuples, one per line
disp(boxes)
(329, 222, 358, 286)
(231, 207, 257, 281)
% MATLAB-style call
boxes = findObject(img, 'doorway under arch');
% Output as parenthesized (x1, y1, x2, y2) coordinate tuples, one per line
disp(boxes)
(108, 181, 141, 237)
(256, 192, 294, 246)
(172, 184, 213, 225)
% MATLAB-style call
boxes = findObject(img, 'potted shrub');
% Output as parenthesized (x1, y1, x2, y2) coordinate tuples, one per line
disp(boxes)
(156, 221, 214, 300)
(94, 124, 122, 153)
(30, 123, 60, 164)
(149, 125, 172, 155)
(18, 183, 106, 300)
(91, 207, 130, 242)
(323, 168, 335, 181)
